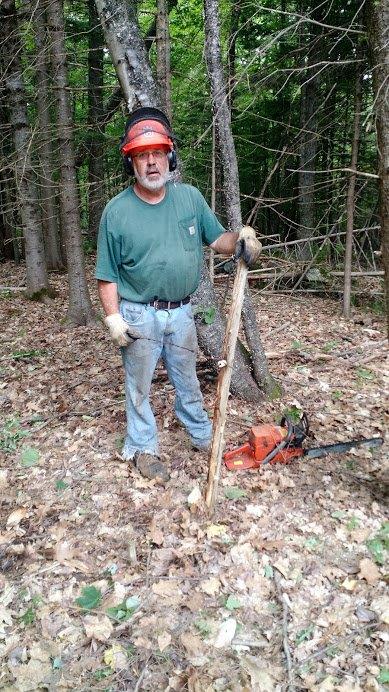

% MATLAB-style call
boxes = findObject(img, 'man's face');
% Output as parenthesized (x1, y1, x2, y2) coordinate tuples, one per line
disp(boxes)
(132, 148, 170, 191)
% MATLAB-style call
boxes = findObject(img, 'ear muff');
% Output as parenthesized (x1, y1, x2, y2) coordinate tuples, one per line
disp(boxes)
(122, 148, 177, 176)
(167, 149, 177, 172)
(123, 155, 135, 176)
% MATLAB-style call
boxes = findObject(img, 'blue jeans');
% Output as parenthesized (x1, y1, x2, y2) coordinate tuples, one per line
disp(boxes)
(120, 299, 211, 459)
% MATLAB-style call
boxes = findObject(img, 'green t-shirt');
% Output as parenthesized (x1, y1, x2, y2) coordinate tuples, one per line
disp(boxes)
(95, 182, 224, 302)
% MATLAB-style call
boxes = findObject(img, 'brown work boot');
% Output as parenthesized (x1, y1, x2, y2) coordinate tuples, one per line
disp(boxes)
(135, 453, 170, 483)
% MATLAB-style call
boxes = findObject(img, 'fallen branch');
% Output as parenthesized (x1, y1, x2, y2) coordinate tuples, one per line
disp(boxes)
(274, 569, 295, 691)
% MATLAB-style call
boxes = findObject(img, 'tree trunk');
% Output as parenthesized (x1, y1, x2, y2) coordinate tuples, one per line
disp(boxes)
(297, 65, 319, 258)
(343, 69, 362, 319)
(34, 1, 63, 270)
(156, 0, 172, 121)
(94, 0, 158, 108)
(1, 0, 50, 298)
(203, 0, 278, 398)
(95, 0, 262, 400)
(365, 0, 389, 337)
(227, 0, 240, 112)
(88, 0, 106, 238)
(47, 0, 96, 325)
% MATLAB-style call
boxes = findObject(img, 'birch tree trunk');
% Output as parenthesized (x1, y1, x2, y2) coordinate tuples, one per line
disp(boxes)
(156, 0, 172, 121)
(1, 0, 50, 298)
(343, 69, 362, 319)
(47, 0, 96, 325)
(34, 1, 63, 270)
(365, 0, 389, 337)
(203, 0, 279, 398)
(95, 0, 262, 401)
(88, 0, 106, 237)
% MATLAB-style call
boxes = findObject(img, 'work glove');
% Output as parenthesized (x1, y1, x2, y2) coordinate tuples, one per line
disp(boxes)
(235, 226, 262, 267)
(104, 313, 141, 348)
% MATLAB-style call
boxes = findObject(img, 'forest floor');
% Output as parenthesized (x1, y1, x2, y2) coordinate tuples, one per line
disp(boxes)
(0, 260, 388, 692)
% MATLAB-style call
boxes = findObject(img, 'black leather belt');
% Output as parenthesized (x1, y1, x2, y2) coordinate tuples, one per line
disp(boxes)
(148, 296, 190, 310)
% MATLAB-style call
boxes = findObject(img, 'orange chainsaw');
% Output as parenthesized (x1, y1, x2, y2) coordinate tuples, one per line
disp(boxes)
(224, 413, 384, 471)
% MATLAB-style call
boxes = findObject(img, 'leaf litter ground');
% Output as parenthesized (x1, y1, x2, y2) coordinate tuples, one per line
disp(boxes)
(0, 261, 387, 691)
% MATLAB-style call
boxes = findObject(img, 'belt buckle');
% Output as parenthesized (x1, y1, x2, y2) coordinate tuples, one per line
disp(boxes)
(153, 299, 159, 309)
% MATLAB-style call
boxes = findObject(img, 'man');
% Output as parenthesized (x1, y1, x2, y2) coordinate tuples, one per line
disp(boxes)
(96, 107, 261, 483)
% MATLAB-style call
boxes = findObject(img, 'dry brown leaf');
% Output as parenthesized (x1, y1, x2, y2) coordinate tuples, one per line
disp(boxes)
(206, 524, 227, 539)
(83, 614, 113, 642)
(157, 631, 171, 651)
(185, 591, 204, 612)
(180, 632, 204, 659)
(341, 577, 357, 591)
(150, 517, 164, 546)
(6, 508, 27, 528)
(358, 558, 381, 585)
(200, 577, 221, 596)
(213, 618, 236, 648)
(152, 580, 180, 597)
(240, 655, 277, 691)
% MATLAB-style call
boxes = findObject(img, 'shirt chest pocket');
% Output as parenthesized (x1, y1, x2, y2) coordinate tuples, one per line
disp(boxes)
(179, 216, 199, 252)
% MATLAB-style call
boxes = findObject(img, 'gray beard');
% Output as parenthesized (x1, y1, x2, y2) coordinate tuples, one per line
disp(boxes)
(134, 169, 170, 191)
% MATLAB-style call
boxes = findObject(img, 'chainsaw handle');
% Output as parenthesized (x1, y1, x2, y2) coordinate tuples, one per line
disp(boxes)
(261, 417, 295, 466)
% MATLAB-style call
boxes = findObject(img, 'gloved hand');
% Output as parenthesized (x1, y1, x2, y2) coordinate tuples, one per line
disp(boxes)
(235, 226, 262, 267)
(104, 313, 141, 347)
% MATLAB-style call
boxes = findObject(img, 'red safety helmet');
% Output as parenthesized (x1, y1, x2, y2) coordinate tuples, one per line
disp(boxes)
(121, 119, 173, 156)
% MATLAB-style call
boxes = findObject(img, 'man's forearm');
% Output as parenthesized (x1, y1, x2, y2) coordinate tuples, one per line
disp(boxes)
(97, 280, 120, 316)
(209, 231, 239, 255)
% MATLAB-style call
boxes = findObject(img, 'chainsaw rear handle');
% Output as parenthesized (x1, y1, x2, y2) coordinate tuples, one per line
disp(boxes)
(261, 416, 295, 466)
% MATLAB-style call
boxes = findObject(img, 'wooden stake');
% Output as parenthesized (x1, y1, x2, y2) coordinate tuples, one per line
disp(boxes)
(205, 257, 248, 511)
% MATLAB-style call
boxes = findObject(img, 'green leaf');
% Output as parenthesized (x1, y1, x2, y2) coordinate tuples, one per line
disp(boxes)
(125, 596, 140, 611)
(331, 510, 346, 520)
(20, 607, 35, 626)
(224, 486, 246, 500)
(106, 606, 127, 620)
(20, 447, 40, 467)
(263, 564, 274, 578)
(356, 367, 375, 381)
(106, 596, 140, 621)
(366, 537, 385, 565)
(75, 585, 102, 610)
(377, 668, 389, 684)
(295, 625, 314, 645)
(331, 390, 342, 400)
(55, 479, 69, 491)
(282, 405, 302, 423)
(304, 537, 320, 551)
(194, 618, 212, 637)
(52, 657, 63, 670)
(225, 595, 241, 610)
(94, 668, 112, 680)
(194, 305, 216, 325)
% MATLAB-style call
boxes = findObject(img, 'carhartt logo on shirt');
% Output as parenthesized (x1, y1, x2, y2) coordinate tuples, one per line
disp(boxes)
(189, 226, 196, 235)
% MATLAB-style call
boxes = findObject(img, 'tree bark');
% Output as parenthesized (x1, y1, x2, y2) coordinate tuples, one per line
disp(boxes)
(1, 0, 50, 298)
(156, 0, 172, 121)
(95, 0, 262, 400)
(47, 0, 96, 325)
(203, 0, 278, 398)
(365, 0, 389, 337)
(297, 23, 320, 259)
(94, 0, 158, 108)
(343, 69, 362, 319)
(34, 1, 63, 270)
(88, 0, 106, 238)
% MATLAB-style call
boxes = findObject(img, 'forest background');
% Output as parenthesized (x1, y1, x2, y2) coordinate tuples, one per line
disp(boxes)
(0, 0, 387, 328)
